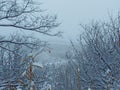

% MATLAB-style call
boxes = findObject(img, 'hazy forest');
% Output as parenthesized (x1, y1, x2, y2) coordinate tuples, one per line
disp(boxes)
(0, 0, 120, 90)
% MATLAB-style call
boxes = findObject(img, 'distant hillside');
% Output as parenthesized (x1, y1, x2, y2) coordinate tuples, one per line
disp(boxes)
(49, 42, 70, 59)
(36, 42, 70, 64)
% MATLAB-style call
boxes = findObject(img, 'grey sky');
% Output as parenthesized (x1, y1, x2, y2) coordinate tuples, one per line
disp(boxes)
(1, 0, 120, 44)
(39, 0, 120, 43)
(0, 0, 120, 61)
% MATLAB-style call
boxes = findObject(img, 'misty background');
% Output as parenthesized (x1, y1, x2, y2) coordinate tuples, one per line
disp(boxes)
(1, 0, 120, 89)
(38, 0, 120, 62)
(1, 0, 120, 62)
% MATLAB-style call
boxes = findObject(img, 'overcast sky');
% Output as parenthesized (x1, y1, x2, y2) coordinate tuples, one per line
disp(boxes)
(1, 0, 120, 44)
(37, 0, 120, 43)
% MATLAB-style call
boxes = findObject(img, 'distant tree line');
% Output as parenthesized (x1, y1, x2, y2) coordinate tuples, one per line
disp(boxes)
(0, 0, 120, 90)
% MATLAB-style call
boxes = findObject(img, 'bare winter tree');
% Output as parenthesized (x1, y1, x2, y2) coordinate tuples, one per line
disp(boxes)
(0, 34, 48, 90)
(69, 15, 120, 90)
(0, 0, 61, 51)
(0, 0, 61, 90)
(0, 0, 61, 35)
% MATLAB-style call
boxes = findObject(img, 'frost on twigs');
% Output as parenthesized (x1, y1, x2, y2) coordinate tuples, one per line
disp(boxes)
(41, 82, 51, 90)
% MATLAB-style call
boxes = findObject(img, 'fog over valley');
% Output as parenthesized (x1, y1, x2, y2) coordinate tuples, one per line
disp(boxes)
(1, 0, 120, 90)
